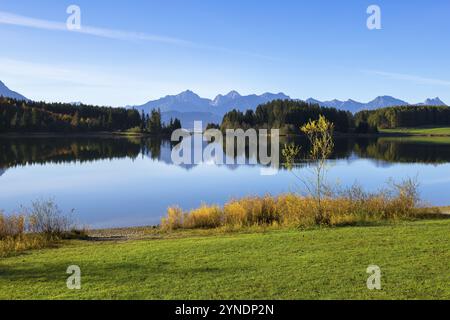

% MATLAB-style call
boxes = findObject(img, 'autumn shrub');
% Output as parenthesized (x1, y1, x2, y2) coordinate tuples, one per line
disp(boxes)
(161, 206, 184, 231)
(183, 205, 223, 229)
(223, 196, 279, 226)
(0, 234, 52, 258)
(161, 178, 421, 231)
(0, 199, 84, 257)
(0, 212, 25, 239)
(26, 199, 75, 238)
(276, 194, 316, 226)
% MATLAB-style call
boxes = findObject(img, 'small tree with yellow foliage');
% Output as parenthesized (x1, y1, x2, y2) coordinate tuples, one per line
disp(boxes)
(300, 115, 334, 225)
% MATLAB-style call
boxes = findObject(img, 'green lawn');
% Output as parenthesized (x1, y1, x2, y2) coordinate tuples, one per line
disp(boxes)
(1, 219, 449, 300)
(379, 136, 450, 145)
(381, 126, 450, 136)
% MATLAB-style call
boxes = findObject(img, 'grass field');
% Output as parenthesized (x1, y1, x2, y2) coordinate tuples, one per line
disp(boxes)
(378, 136, 450, 145)
(1, 219, 449, 300)
(381, 126, 450, 136)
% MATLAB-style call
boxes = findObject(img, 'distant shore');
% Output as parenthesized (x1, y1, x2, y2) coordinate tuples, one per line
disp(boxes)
(0, 131, 167, 138)
(2, 126, 450, 138)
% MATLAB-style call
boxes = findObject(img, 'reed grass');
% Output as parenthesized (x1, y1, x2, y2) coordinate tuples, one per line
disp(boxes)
(0, 200, 86, 257)
(162, 180, 422, 231)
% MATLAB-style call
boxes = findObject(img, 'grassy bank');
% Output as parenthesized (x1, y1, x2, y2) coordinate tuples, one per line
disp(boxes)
(381, 126, 450, 136)
(0, 219, 449, 300)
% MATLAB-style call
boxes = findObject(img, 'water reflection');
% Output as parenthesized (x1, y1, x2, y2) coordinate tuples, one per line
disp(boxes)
(1, 136, 450, 172)
(1, 135, 449, 228)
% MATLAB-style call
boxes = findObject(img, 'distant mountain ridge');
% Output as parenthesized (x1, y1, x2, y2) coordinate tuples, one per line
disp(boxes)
(210, 91, 290, 114)
(0, 79, 447, 128)
(306, 96, 447, 113)
(132, 90, 448, 128)
(132, 90, 290, 115)
(416, 97, 447, 106)
(134, 91, 448, 117)
(0, 80, 28, 101)
(132, 90, 290, 128)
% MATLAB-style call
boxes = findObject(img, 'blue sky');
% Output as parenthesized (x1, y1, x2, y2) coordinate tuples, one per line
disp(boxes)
(1, 0, 449, 106)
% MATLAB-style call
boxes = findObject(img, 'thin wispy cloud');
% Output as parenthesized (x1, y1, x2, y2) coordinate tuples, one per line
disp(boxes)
(0, 57, 119, 87)
(0, 56, 158, 104)
(362, 69, 450, 87)
(0, 57, 222, 106)
(0, 11, 194, 46)
(0, 11, 277, 61)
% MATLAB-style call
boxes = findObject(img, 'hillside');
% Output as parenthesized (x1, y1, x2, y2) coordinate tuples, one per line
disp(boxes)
(0, 81, 28, 101)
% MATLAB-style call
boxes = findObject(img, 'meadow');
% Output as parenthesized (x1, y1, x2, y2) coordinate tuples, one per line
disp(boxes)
(0, 219, 449, 300)
(381, 126, 450, 136)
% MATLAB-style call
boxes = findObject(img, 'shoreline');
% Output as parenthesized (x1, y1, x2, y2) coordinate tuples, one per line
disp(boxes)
(86, 206, 450, 241)
(0, 131, 169, 138)
(2, 132, 450, 139)
(2, 127, 450, 139)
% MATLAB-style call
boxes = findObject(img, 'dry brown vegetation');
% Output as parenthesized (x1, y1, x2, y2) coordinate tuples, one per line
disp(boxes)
(0, 199, 86, 257)
(161, 179, 423, 231)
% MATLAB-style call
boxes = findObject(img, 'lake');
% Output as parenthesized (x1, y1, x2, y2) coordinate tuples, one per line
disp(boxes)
(1, 135, 449, 228)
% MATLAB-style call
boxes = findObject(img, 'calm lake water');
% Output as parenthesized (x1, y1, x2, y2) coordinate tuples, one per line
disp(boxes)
(1, 135, 449, 228)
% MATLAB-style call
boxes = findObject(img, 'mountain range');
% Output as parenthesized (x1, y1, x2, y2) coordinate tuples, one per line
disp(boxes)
(0, 80, 28, 101)
(132, 90, 289, 114)
(132, 91, 447, 128)
(306, 96, 447, 113)
(0, 80, 447, 128)
(131, 90, 290, 128)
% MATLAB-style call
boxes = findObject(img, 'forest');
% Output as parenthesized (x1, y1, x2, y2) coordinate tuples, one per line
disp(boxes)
(221, 99, 354, 133)
(0, 96, 181, 134)
(354, 105, 450, 129)
(2, 96, 450, 134)
(221, 100, 450, 133)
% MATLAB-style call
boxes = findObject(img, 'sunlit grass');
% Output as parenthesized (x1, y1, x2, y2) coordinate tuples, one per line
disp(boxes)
(381, 126, 450, 136)
(0, 219, 449, 299)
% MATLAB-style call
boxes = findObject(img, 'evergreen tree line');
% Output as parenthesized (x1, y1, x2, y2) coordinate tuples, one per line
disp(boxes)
(221, 100, 450, 133)
(0, 97, 181, 134)
(221, 100, 354, 133)
(139, 109, 182, 135)
(3, 96, 448, 134)
(0, 97, 141, 132)
(354, 105, 450, 129)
